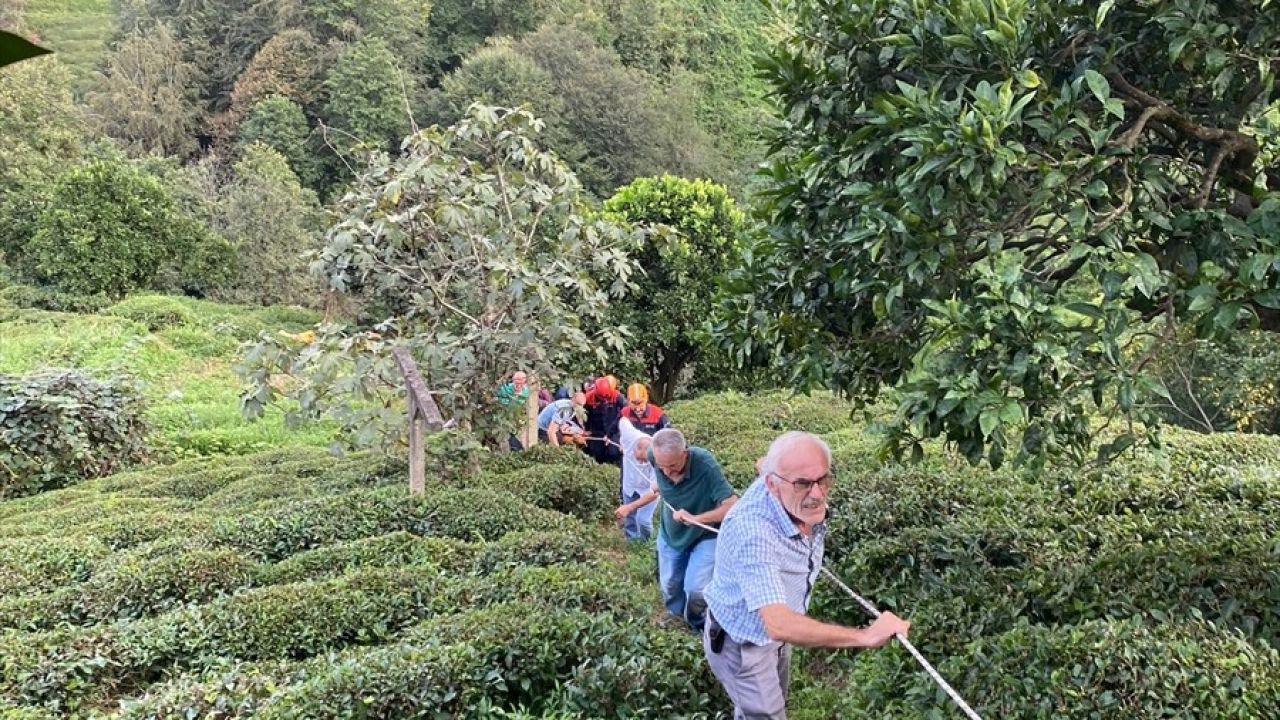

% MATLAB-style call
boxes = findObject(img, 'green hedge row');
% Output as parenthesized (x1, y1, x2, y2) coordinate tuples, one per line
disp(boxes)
(478, 464, 618, 523)
(937, 618, 1280, 718)
(118, 603, 722, 720)
(211, 487, 577, 562)
(255, 530, 593, 586)
(0, 564, 640, 713)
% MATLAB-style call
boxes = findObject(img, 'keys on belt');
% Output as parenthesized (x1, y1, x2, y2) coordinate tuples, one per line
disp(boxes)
(708, 611, 726, 654)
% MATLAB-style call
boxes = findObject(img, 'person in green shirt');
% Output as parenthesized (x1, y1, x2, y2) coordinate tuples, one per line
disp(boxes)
(644, 427, 738, 631)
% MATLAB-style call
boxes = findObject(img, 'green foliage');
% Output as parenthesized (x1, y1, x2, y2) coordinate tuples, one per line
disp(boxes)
(934, 618, 1280, 719)
(239, 106, 643, 450)
(321, 37, 408, 153)
(87, 22, 199, 156)
(514, 23, 723, 196)
(298, 0, 432, 65)
(420, 0, 543, 77)
(105, 295, 196, 330)
(226, 29, 323, 119)
(0, 55, 86, 267)
(0, 369, 149, 498)
(602, 175, 746, 401)
(1147, 329, 1280, 434)
(722, 0, 1280, 468)
(22, 158, 217, 298)
(211, 143, 324, 306)
(237, 95, 320, 188)
(435, 37, 569, 146)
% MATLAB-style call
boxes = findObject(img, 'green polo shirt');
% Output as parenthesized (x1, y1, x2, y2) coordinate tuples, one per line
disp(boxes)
(650, 446, 736, 551)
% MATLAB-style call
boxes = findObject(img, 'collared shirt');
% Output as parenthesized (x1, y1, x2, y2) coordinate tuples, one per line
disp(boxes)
(537, 399, 578, 431)
(618, 418, 656, 496)
(704, 477, 827, 646)
(649, 446, 735, 551)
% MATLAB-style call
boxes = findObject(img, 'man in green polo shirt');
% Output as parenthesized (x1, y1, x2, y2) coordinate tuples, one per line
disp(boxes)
(648, 427, 737, 631)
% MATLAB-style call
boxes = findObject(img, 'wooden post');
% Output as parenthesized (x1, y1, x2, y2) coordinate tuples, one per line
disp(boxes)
(391, 347, 444, 496)
(523, 379, 540, 449)
(406, 402, 424, 496)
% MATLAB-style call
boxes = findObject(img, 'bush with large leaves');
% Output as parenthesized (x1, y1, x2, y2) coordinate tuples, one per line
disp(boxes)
(239, 105, 641, 450)
(0, 369, 149, 498)
(719, 0, 1280, 468)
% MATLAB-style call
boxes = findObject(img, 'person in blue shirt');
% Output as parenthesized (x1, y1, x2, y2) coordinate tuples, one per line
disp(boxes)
(537, 392, 586, 446)
(702, 431, 910, 719)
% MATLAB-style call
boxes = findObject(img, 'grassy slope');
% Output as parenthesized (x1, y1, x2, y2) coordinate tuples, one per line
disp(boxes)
(0, 294, 334, 458)
(21, 0, 116, 93)
(1, 294, 1279, 716)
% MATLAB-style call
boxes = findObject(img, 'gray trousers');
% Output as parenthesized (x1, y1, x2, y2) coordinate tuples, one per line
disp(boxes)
(703, 615, 793, 720)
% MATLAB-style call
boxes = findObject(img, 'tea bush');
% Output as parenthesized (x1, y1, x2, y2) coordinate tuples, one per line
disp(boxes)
(0, 369, 149, 498)
(105, 295, 196, 330)
(2, 390, 1279, 717)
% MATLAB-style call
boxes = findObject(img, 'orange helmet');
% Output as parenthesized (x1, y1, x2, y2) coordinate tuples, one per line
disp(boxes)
(605, 374, 619, 391)
(627, 383, 649, 404)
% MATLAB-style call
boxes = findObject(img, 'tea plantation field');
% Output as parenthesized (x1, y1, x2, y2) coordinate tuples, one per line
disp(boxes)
(2, 294, 1279, 718)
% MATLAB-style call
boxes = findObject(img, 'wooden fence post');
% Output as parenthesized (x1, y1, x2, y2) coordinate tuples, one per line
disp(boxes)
(391, 347, 444, 496)
(523, 379, 540, 449)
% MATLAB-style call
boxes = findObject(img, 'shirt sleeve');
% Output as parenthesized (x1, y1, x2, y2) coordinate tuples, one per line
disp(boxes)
(727, 521, 788, 611)
(619, 418, 640, 451)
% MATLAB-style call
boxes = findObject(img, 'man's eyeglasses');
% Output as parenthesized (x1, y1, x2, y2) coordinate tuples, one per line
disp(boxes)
(769, 472, 834, 494)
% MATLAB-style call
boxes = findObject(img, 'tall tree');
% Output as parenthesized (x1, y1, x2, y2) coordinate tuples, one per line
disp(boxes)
(516, 23, 721, 196)
(719, 0, 1280, 467)
(240, 106, 642, 449)
(213, 143, 324, 306)
(321, 37, 410, 152)
(88, 23, 200, 157)
(238, 94, 320, 188)
(0, 56, 85, 264)
(602, 175, 745, 402)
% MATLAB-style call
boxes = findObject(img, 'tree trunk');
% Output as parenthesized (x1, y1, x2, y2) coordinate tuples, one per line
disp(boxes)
(652, 350, 690, 405)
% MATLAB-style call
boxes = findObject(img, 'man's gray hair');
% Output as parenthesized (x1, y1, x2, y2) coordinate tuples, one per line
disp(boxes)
(651, 428, 687, 455)
(760, 431, 831, 479)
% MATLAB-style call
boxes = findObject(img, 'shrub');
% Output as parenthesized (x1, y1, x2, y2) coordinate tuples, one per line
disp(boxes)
(211, 486, 575, 561)
(21, 159, 213, 298)
(0, 537, 110, 595)
(478, 463, 617, 523)
(253, 532, 473, 586)
(0, 564, 635, 712)
(253, 603, 713, 719)
(105, 295, 195, 331)
(0, 369, 149, 498)
(0, 284, 111, 314)
(0, 548, 256, 631)
(926, 618, 1280, 719)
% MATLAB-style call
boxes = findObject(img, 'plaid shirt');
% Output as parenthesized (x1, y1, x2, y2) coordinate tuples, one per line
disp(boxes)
(703, 477, 826, 646)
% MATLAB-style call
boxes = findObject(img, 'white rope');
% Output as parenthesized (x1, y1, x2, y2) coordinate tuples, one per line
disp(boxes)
(662, 499, 984, 720)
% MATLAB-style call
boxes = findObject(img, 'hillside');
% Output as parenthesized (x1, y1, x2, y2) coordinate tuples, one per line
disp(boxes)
(19, 0, 115, 93)
(0, 293, 332, 459)
(1, 369, 1279, 717)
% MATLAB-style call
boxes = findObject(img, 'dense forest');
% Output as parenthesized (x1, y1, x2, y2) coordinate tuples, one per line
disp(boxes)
(1, 0, 770, 303)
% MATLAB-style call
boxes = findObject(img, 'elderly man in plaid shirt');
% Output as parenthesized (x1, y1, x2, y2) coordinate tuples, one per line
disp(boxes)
(702, 431, 911, 719)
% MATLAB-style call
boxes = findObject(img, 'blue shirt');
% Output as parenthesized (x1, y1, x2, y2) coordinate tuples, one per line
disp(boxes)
(703, 477, 827, 646)
(537, 399, 576, 431)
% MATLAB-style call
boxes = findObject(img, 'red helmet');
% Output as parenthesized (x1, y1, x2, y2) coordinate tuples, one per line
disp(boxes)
(594, 376, 616, 400)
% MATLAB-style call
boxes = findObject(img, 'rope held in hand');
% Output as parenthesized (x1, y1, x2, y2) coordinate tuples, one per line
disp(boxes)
(662, 499, 983, 720)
